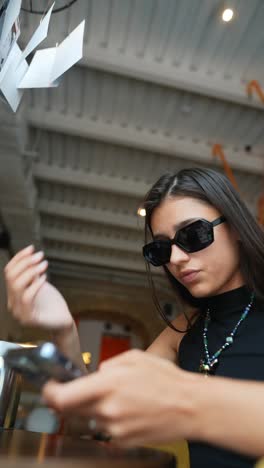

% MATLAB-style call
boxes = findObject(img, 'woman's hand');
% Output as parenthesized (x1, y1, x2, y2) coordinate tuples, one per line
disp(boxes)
(43, 350, 199, 447)
(4, 245, 73, 331)
(43, 350, 264, 457)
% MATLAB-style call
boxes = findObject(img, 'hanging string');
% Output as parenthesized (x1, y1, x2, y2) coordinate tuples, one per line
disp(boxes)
(21, 1, 79, 15)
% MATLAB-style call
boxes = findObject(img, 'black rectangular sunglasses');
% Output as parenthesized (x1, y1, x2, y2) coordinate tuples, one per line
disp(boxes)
(143, 216, 226, 267)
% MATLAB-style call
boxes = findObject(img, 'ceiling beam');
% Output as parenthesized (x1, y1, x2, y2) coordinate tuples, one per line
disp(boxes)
(34, 157, 257, 217)
(24, 25, 262, 111)
(34, 162, 148, 197)
(45, 247, 146, 273)
(81, 46, 263, 111)
(38, 200, 143, 231)
(49, 259, 163, 285)
(28, 110, 263, 175)
(42, 226, 141, 254)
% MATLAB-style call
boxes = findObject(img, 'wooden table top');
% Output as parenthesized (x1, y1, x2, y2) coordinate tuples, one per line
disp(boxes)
(0, 429, 176, 468)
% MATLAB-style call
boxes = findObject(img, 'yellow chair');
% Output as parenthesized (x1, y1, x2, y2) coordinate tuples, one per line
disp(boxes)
(148, 440, 190, 468)
(255, 458, 264, 467)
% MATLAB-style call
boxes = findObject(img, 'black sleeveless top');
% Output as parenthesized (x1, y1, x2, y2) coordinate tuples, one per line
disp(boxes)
(178, 286, 264, 468)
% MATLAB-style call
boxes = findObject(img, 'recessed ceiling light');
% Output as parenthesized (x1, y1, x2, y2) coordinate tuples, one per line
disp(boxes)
(137, 207, 146, 217)
(222, 8, 234, 22)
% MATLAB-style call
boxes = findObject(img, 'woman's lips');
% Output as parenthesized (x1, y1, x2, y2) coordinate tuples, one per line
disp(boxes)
(179, 270, 201, 284)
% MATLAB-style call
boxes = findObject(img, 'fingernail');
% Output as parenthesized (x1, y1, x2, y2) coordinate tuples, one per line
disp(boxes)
(25, 245, 34, 252)
(37, 260, 48, 271)
(32, 251, 44, 262)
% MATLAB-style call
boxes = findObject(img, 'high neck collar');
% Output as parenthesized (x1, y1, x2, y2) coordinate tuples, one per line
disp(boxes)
(204, 285, 253, 319)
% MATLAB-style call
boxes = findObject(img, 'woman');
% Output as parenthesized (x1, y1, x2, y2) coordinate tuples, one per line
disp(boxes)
(5, 168, 264, 467)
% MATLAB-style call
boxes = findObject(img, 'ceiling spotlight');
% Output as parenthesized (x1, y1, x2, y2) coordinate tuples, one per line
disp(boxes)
(137, 208, 146, 217)
(222, 8, 234, 22)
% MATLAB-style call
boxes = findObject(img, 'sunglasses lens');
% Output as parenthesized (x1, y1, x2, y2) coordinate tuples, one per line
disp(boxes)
(143, 241, 171, 266)
(176, 220, 213, 252)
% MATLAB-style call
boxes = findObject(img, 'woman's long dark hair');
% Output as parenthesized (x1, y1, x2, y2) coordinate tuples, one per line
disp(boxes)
(143, 167, 264, 332)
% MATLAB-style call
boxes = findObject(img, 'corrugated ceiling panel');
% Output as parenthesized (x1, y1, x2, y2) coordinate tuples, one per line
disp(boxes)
(41, 215, 143, 243)
(36, 179, 140, 216)
(33, 130, 205, 184)
(43, 239, 144, 264)
(32, 130, 262, 216)
(29, 67, 264, 153)
(20, 0, 264, 82)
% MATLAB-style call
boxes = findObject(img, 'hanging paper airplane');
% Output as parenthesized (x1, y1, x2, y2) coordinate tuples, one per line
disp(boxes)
(0, 0, 20, 71)
(0, 0, 85, 112)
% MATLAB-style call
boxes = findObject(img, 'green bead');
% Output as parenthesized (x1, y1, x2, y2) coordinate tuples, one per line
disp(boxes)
(226, 336, 233, 344)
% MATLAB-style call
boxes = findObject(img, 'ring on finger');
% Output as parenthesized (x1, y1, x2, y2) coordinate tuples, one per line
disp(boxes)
(87, 418, 112, 442)
(87, 418, 97, 432)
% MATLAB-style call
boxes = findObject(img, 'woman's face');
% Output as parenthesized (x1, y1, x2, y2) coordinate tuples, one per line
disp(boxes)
(150, 196, 244, 297)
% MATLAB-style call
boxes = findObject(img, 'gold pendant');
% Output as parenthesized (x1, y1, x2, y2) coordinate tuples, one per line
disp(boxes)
(199, 361, 210, 375)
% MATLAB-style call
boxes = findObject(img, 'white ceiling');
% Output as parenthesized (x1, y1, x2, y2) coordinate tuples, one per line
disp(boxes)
(1, 0, 264, 287)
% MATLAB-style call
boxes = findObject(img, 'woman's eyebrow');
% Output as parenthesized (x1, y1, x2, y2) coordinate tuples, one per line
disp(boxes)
(153, 218, 198, 240)
(173, 217, 198, 230)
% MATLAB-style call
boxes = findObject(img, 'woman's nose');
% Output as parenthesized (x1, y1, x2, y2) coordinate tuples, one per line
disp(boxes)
(169, 244, 190, 265)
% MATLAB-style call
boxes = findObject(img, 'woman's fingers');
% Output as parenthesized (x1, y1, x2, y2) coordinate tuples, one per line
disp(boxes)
(11, 260, 48, 295)
(11, 274, 47, 322)
(99, 350, 141, 371)
(21, 274, 47, 313)
(4, 245, 34, 272)
(99, 349, 168, 372)
(6, 260, 48, 311)
(43, 373, 109, 412)
(5, 247, 47, 310)
(5, 251, 44, 285)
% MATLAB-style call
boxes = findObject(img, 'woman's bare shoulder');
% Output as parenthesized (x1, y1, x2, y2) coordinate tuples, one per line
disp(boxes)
(147, 309, 199, 362)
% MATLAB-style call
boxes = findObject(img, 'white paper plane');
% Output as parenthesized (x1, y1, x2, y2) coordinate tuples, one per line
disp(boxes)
(18, 20, 85, 88)
(0, 0, 21, 45)
(0, 2, 55, 109)
(0, 1, 85, 112)
(0, 42, 26, 111)
(50, 19, 84, 83)
(18, 47, 57, 88)
(0, 0, 20, 71)
(19, 2, 55, 65)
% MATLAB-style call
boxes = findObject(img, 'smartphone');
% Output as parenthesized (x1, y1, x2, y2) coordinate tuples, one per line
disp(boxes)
(4, 342, 85, 388)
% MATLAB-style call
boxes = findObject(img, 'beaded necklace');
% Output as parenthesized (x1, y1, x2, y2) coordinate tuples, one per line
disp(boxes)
(199, 292, 255, 375)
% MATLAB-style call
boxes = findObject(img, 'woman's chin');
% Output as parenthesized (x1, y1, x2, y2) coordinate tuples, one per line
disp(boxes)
(187, 282, 212, 298)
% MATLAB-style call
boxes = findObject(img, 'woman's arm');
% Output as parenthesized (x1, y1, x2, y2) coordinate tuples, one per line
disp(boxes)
(146, 313, 191, 362)
(4, 246, 86, 373)
(52, 321, 87, 374)
(192, 375, 264, 457)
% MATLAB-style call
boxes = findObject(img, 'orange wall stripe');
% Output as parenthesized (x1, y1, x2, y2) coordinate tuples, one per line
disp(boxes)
(246, 81, 264, 223)
(212, 144, 239, 190)
(246, 80, 264, 104)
